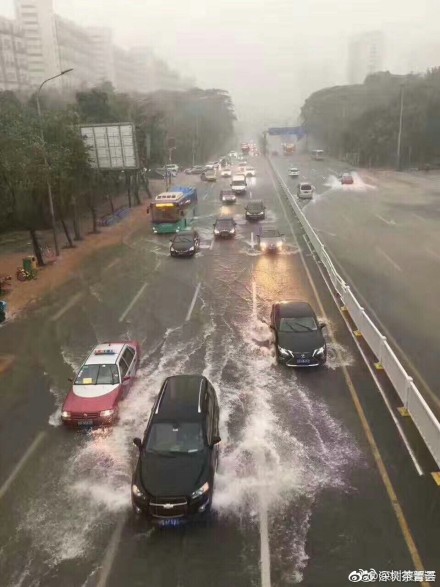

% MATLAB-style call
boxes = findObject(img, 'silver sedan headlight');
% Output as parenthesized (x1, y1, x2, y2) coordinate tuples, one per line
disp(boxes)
(170, 246, 175, 252)
(214, 229, 220, 234)
(188, 246, 195, 251)
(132, 484, 144, 498)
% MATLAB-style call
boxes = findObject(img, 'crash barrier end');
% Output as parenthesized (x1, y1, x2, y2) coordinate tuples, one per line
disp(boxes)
(431, 472, 440, 486)
(268, 157, 440, 470)
(353, 330, 362, 337)
(398, 407, 410, 417)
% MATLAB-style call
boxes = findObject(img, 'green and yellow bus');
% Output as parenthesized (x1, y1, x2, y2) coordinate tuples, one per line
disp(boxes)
(148, 188, 198, 234)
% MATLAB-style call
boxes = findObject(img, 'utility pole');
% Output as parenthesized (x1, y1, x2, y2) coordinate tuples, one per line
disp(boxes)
(36, 68, 73, 256)
(396, 83, 405, 171)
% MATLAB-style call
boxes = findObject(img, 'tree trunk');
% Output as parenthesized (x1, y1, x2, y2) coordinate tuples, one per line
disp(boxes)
(60, 215, 75, 248)
(87, 192, 100, 234)
(108, 193, 115, 215)
(30, 228, 45, 267)
(72, 195, 83, 241)
(126, 172, 132, 208)
(133, 172, 141, 205)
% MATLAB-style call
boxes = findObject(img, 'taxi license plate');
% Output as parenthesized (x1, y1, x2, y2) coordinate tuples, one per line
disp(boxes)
(297, 359, 310, 364)
(78, 419, 93, 426)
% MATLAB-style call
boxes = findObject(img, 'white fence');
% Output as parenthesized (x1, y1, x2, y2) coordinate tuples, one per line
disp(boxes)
(270, 160, 440, 470)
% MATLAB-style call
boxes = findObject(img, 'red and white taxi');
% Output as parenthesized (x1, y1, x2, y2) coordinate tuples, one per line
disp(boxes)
(61, 341, 140, 427)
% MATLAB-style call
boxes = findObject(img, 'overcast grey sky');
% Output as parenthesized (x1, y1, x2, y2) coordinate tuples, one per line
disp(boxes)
(3, 0, 439, 127)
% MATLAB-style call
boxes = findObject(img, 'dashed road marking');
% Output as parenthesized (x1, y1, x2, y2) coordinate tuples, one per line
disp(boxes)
(376, 214, 396, 226)
(376, 247, 403, 272)
(0, 432, 46, 501)
(50, 292, 83, 322)
(103, 258, 121, 272)
(96, 515, 126, 587)
(186, 282, 201, 321)
(119, 260, 161, 322)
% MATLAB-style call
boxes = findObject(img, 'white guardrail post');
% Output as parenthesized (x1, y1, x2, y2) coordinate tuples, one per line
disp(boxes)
(268, 157, 440, 471)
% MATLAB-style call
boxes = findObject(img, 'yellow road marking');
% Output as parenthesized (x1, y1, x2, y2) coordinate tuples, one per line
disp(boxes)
(269, 165, 428, 583)
(431, 472, 440, 486)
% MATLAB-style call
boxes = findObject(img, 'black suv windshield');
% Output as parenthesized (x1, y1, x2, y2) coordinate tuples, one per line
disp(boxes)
(248, 202, 263, 211)
(279, 316, 318, 333)
(301, 184, 312, 190)
(216, 220, 233, 228)
(146, 422, 204, 454)
(173, 234, 194, 244)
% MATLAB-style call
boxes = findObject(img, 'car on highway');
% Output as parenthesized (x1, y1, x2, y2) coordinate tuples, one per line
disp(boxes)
(170, 229, 200, 257)
(231, 174, 247, 194)
(213, 216, 237, 238)
(340, 172, 354, 185)
(184, 168, 193, 175)
(131, 374, 221, 525)
(288, 167, 299, 177)
(202, 169, 217, 182)
(220, 189, 236, 204)
(257, 227, 285, 253)
(190, 165, 205, 175)
(270, 301, 327, 367)
(297, 182, 315, 199)
(245, 166, 256, 177)
(221, 168, 232, 178)
(61, 342, 140, 427)
(245, 199, 266, 220)
(166, 164, 179, 174)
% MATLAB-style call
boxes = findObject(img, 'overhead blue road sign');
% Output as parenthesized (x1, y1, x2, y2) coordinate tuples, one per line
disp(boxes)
(268, 127, 306, 139)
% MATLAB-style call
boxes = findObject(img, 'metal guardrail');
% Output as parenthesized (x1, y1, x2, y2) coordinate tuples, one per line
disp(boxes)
(269, 158, 440, 470)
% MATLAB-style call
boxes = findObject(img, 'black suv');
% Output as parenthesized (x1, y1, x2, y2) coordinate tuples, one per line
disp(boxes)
(245, 200, 266, 220)
(170, 230, 200, 257)
(131, 375, 221, 525)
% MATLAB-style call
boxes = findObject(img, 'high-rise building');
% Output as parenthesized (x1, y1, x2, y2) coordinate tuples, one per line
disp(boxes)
(88, 27, 115, 87)
(347, 31, 384, 84)
(0, 14, 30, 91)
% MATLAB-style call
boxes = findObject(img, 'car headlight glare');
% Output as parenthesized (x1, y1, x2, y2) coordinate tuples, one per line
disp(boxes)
(229, 229, 235, 233)
(188, 246, 195, 251)
(100, 409, 114, 417)
(170, 246, 175, 252)
(277, 241, 283, 247)
(132, 484, 144, 498)
(313, 345, 326, 357)
(191, 482, 210, 500)
(214, 229, 220, 234)
(61, 410, 71, 419)
(277, 346, 290, 357)
(261, 243, 267, 249)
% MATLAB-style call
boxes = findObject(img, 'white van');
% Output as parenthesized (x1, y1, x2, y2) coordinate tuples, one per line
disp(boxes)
(231, 174, 247, 194)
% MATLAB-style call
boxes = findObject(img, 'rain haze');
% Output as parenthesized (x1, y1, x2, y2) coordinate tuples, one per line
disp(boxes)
(2, 0, 439, 128)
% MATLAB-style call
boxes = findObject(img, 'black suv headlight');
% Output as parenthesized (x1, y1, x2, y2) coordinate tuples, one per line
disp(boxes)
(191, 482, 209, 500)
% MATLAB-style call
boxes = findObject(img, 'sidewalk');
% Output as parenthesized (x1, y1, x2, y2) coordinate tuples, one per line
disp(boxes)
(0, 181, 163, 320)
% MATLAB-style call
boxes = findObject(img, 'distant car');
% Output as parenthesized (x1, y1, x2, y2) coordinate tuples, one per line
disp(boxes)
(257, 227, 285, 252)
(245, 166, 256, 177)
(166, 164, 179, 174)
(340, 172, 354, 185)
(202, 169, 217, 182)
(170, 230, 200, 257)
(245, 199, 266, 220)
(270, 301, 327, 367)
(205, 163, 215, 170)
(184, 168, 193, 175)
(231, 174, 247, 194)
(213, 217, 237, 238)
(221, 168, 232, 178)
(191, 166, 205, 175)
(157, 167, 177, 177)
(297, 182, 314, 199)
(61, 342, 140, 427)
(131, 374, 221, 524)
(220, 189, 236, 204)
(289, 167, 299, 177)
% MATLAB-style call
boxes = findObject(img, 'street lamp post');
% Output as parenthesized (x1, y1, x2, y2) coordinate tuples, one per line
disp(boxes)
(35, 68, 73, 257)
(396, 83, 405, 171)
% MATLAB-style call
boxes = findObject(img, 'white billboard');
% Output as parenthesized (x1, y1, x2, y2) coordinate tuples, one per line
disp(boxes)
(80, 123, 139, 170)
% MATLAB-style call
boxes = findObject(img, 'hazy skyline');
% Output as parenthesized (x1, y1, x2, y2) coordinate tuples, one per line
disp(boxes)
(2, 0, 439, 127)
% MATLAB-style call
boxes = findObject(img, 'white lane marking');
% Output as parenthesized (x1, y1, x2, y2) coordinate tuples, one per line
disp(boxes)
(251, 232, 254, 249)
(426, 247, 440, 262)
(186, 282, 201, 321)
(0, 432, 46, 500)
(103, 258, 121, 272)
(376, 247, 403, 272)
(252, 279, 257, 319)
(50, 292, 83, 322)
(249, 190, 253, 199)
(210, 238, 215, 250)
(203, 192, 209, 200)
(302, 236, 424, 476)
(258, 456, 271, 587)
(411, 212, 427, 223)
(376, 214, 396, 226)
(96, 515, 126, 587)
(119, 260, 161, 322)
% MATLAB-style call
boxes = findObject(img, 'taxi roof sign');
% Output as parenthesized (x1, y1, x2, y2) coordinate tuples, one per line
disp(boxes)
(94, 349, 116, 355)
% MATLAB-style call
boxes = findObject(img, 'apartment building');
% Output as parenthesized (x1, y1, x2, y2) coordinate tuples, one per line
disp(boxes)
(0, 15, 30, 91)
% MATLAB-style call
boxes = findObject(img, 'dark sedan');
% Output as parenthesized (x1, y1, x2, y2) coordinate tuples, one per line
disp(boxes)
(170, 230, 200, 257)
(213, 217, 236, 238)
(270, 301, 327, 367)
